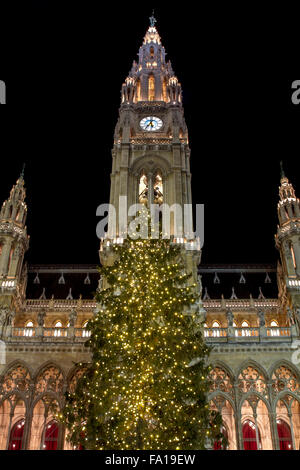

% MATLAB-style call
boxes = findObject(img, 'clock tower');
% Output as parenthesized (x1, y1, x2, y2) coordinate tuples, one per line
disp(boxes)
(100, 16, 201, 286)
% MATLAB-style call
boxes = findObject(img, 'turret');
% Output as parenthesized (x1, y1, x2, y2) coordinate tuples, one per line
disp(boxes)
(275, 163, 300, 309)
(0, 167, 29, 309)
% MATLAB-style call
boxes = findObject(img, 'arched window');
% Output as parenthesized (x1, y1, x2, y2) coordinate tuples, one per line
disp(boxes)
(136, 79, 141, 102)
(139, 173, 148, 205)
(212, 321, 220, 338)
(82, 321, 91, 338)
(277, 419, 293, 450)
(154, 173, 163, 205)
(150, 46, 155, 58)
(54, 321, 62, 337)
(203, 323, 208, 338)
(25, 320, 34, 337)
(8, 419, 25, 450)
(148, 74, 155, 101)
(242, 420, 261, 450)
(241, 320, 250, 337)
(270, 320, 280, 337)
(42, 420, 59, 450)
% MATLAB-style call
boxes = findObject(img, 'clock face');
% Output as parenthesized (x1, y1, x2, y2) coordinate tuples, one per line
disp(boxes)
(140, 116, 163, 132)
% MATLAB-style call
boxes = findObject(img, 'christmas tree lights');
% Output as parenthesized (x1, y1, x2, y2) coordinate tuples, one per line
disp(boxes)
(59, 218, 224, 450)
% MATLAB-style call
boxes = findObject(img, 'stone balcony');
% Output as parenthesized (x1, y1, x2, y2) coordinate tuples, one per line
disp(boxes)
(0, 324, 297, 346)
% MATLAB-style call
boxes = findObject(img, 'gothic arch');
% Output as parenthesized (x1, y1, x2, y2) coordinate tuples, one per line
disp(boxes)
(269, 360, 300, 383)
(66, 364, 87, 393)
(270, 362, 300, 396)
(1, 360, 33, 380)
(236, 359, 269, 383)
(130, 154, 171, 178)
(239, 390, 272, 415)
(209, 361, 235, 382)
(0, 361, 32, 400)
(33, 362, 65, 399)
(208, 390, 236, 412)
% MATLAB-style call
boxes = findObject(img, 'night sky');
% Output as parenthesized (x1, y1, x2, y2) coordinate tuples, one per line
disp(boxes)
(0, 2, 299, 266)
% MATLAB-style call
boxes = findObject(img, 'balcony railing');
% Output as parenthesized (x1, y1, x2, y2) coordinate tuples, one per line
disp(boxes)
(4, 325, 295, 345)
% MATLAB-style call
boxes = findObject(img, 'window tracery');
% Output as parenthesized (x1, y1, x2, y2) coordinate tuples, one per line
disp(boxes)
(238, 366, 267, 396)
(272, 366, 299, 394)
(35, 366, 64, 396)
(209, 367, 233, 396)
(1, 365, 31, 395)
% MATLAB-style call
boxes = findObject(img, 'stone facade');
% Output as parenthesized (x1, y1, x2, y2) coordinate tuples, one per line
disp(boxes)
(0, 20, 300, 450)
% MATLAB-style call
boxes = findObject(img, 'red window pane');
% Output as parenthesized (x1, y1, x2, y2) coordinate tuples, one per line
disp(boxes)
(242, 420, 261, 450)
(8, 419, 25, 450)
(277, 420, 293, 450)
(43, 421, 59, 450)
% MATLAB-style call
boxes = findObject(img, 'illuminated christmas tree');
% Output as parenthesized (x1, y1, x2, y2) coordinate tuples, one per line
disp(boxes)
(60, 232, 224, 450)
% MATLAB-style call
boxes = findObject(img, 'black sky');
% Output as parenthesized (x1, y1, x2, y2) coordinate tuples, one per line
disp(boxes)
(0, 2, 299, 266)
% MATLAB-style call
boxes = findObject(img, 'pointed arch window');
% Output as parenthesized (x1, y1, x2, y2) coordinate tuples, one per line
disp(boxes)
(25, 320, 34, 337)
(82, 321, 91, 338)
(54, 321, 63, 337)
(154, 172, 163, 205)
(212, 321, 221, 337)
(270, 320, 280, 337)
(42, 420, 59, 450)
(242, 420, 261, 450)
(139, 172, 148, 205)
(8, 419, 25, 450)
(241, 320, 251, 337)
(277, 419, 293, 450)
(148, 74, 155, 101)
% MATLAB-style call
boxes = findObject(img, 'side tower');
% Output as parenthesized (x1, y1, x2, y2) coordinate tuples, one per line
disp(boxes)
(100, 16, 201, 284)
(275, 165, 300, 311)
(0, 169, 29, 311)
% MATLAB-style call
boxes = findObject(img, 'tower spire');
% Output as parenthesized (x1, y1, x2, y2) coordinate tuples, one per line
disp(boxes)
(280, 161, 286, 180)
(149, 10, 157, 27)
(20, 162, 25, 180)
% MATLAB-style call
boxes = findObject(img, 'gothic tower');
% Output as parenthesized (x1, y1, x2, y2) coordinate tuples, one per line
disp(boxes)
(0, 169, 29, 310)
(275, 164, 300, 310)
(100, 16, 201, 285)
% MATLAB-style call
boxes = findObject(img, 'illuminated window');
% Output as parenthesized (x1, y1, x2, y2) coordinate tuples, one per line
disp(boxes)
(241, 321, 250, 337)
(242, 420, 261, 450)
(212, 321, 220, 337)
(154, 173, 163, 205)
(139, 173, 148, 205)
(270, 320, 280, 337)
(136, 79, 141, 102)
(150, 46, 155, 58)
(25, 321, 34, 337)
(162, 78, 168, 102)
(54, 321, 62, 337)
(42, 420, 59, 450)
(8, 419, 25, 450)
(82, 321, 91, 338)
(277, 419, 293, 450)
(148, 74, 155, 101)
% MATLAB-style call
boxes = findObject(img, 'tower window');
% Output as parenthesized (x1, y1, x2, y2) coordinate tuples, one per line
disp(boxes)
(148, 74, 155, 101)
(154, 173, 163, 205)
(150, 46, 155, 58)
(139, 173, 148, 205)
